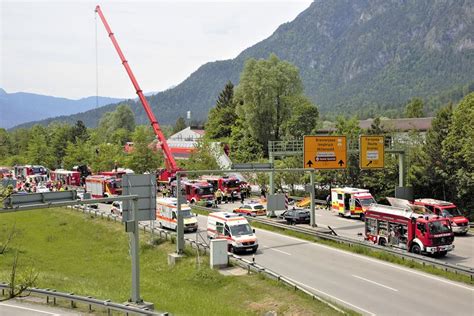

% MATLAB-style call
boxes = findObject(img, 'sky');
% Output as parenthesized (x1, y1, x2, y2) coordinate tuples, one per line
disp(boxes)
(0, 0, 312, 100)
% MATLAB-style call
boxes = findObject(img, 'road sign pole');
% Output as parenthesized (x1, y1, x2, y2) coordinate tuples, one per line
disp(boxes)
(130, 198, 141, 303)
(310, 170, 316, 227)
(176, 174, 185, 254)
(399, 151, 405, 187)
(269, 154, 275, 195)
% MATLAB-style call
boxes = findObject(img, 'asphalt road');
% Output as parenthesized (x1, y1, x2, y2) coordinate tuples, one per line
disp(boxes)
(194, 214, 474, 315)
(214, 201, 474, 268)
(0, 300, 79, 315)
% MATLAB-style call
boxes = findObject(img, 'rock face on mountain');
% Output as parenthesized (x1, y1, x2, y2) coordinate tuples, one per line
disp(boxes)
(15, 0, 474, 128)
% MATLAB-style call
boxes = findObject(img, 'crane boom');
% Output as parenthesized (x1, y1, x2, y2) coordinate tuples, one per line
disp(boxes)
(95, 5, 179, 177)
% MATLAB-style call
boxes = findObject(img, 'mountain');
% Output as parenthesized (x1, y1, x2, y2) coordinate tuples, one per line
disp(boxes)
(13, 0, 474, 128)
(0, 89, 124, 129)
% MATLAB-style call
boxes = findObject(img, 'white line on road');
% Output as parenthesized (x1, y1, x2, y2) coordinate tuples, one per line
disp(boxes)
(258, 228, 474, 291)
(290, 279, 376, 316)
(262, 246, 291, 255)
(352, 274, 398, 292)
(0, 302, 61, 315)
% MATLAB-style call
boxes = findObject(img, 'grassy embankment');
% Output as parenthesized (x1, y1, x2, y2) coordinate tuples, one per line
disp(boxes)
(0, 208, 353, 315)
(192, 207, 473, 285)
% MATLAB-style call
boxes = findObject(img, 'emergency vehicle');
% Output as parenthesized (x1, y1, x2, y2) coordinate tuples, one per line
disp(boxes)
(171, 179, 214, 206)
(331, 187, 375, 219)
(0, 167, 12, 178)
(201, 175, 241, 201)
(25, 174, 49, 184)
(50, 169, 81, 186)
(85, 175, 122, 199)
(365, 204, 454, 257)
(413, 199, 469, 235)
(13, 165, 48, 179)
(155, 197, 198, 232)
(207, 212, 258, 253)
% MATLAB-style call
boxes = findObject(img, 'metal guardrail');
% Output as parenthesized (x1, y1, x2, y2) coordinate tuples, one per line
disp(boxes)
(0, 283, 166, 315)
(191, 205, 474, 279)
(70, 205, 347, 314)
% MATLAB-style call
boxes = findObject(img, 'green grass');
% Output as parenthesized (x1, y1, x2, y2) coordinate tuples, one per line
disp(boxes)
(249, 221, 474, 285)
(0, 208, 350, 315)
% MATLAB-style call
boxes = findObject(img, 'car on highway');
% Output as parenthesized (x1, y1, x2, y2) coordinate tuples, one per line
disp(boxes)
(111, 201, 123, 216)
(283, 209, 310, 225)
(233, 202, 266, 217)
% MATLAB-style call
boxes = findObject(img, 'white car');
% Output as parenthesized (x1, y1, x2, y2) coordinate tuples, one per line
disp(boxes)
(111, 201, 123, 216)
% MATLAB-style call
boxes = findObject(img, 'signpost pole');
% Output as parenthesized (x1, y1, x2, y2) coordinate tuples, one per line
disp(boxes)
(130, 198, 141, 303)
(269, 154, 275, 195)
(176, 174, 184, 254)
(310, 170, 316, 227)
(399, 151, 405, 187)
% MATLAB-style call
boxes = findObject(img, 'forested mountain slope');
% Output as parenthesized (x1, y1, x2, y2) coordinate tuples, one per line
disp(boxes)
(15, 0, 474, 128)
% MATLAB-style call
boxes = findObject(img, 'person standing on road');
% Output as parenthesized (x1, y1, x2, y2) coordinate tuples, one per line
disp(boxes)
(326, 194, 331, 210)
(240, 190, 245, 204)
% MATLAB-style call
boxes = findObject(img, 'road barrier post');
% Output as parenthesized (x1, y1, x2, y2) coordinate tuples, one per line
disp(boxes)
(130, 198, 141, 303)
(310, 170, 316, 227)
(176, 174, 185, 254)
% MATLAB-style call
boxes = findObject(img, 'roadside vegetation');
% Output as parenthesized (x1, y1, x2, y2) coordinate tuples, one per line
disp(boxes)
(0, 207, 354, 315)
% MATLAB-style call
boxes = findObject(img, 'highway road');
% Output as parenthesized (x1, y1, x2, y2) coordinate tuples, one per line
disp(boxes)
(95, 201, 473, 315)
(193, 214, 474, 315)
(214, 201, 474, 268)
(0, 300, 79, 315)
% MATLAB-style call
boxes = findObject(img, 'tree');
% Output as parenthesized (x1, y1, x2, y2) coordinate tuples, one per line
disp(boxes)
(62, 139, 92, 170)
(90, 143, 124, 172)
(216, 81, 234, 109)
(172, 117, 187, 135)
(205, 82, 237, 140)
(0, 129, 11, 163)
(70, 120, 89, 143)
(48, 122, 73, 168)
(26, 125, 54, 167)
(228, 118, 264, 163)
(125, 126, 162, 173)
(184, 139, 220, 171)
(97, 104, 135, 143)
(283, 95, 319, 139)
(405, 98, 424, 118)
(235, 54, 303, 153)
(442, 93, 474, 211)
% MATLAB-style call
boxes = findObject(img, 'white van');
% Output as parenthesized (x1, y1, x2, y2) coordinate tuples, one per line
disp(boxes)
(207, 212, 258, 253)
(156, 197, 198, 232)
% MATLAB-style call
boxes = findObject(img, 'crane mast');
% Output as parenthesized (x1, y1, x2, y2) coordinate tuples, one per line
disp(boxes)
(95, 5, 179, 179)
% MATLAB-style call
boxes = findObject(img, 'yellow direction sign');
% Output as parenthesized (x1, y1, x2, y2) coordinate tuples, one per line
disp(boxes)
(303, 136, 347, 169)
(360, 135, 385, 169)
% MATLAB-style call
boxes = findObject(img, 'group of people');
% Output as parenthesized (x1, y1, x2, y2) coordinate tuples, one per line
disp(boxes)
(15, 178, 69, 193)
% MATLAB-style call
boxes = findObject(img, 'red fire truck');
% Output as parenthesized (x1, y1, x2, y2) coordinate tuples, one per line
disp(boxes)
(99, 170, 128, 179)
(13, 165, 48, 179)
(413, 199, 469, 235)
(171, 179, 215, 206)
(201, 175, 241, 201)
(50, 169, 81, 186)
(365, 204, 454, 257)
(85, 175, 122, 199)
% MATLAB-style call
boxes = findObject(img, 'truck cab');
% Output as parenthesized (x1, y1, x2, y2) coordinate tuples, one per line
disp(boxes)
(413, 199, 469, 235)
(207, 212, 258, 253)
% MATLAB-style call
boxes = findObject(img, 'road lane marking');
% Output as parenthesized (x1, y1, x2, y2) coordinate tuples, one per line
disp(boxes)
(290, 279, 376, 316)
(258, 229, 474, 291)
(262, 246, 291, 255)
(352, 274, 398, 292)
(0, 302, 61, 315)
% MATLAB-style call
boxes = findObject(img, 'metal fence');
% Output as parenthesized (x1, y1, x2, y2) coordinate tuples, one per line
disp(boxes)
(0, 283, 166, 315)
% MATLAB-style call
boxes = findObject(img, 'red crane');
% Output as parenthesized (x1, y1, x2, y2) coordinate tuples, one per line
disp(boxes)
(95, 5, 180, 182)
